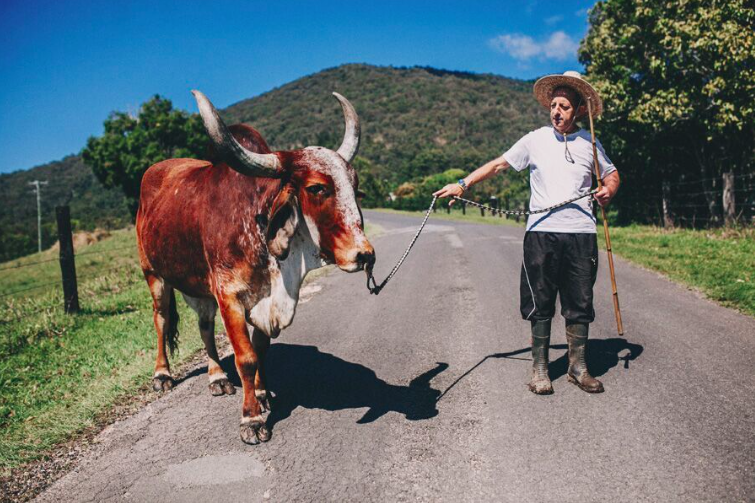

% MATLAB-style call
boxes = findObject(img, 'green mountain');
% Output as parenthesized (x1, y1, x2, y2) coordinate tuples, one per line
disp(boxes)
(0, 64, 547, 262)
(224, 64, 546, 194)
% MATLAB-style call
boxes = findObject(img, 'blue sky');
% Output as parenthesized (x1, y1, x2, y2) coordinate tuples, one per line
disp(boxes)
(0, 0, 596, 174)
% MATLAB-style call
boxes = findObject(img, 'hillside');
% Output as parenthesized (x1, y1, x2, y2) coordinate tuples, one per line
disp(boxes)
(223, 64, 546, 184)
(0, 156, 131, 262)
(0, 64, 548, 262)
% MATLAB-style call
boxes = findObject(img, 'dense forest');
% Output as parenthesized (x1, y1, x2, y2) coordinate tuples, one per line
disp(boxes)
(1, 64, 547, 261)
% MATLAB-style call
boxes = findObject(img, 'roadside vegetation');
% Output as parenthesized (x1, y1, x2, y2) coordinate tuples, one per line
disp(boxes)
(374, 208, 755, 317)
(607, 225, 755, 316)
(0, 230, 208, 472)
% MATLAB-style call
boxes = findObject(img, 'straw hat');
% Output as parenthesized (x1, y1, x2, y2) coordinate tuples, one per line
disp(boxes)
(533, 70, 603, 117)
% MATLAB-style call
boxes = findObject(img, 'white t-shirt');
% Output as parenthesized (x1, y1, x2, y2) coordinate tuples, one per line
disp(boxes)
(503, 126, 617, 233)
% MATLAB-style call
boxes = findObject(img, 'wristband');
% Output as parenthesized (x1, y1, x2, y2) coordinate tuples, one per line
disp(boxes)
(457, 179, 468, 192)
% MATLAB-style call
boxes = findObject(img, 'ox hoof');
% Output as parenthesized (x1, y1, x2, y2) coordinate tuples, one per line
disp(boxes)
(209, 378, 236, 396)
(152, 375, 174, 392)
(256, 391, 272, 413)
(239, 420, 271, 445)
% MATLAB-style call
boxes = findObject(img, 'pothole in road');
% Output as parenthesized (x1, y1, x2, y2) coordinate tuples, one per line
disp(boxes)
(163, 454, 265, 487)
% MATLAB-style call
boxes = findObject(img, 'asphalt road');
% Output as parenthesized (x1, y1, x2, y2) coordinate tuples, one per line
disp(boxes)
(37, 210, 755, 502)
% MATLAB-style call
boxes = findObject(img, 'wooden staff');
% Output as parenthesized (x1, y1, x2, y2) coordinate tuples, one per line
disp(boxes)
(586, 97, 624, 336)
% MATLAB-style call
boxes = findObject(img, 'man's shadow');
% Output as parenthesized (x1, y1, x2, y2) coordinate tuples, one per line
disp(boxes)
(548, 338, 644, 380)
(188, 343, 448, 430)
(437, 338, 643, 400)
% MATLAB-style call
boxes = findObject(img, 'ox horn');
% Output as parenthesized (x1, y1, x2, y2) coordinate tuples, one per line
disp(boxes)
(191, 90, 282, 178)
(332, 92, 361, 164)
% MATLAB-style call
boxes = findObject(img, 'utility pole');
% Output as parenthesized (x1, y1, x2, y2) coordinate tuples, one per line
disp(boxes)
(29, 180, 48, 253)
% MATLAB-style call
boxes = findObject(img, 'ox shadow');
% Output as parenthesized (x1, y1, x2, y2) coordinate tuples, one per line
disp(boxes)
(438, 338, 643, 401)
(195, 343, 447, 429)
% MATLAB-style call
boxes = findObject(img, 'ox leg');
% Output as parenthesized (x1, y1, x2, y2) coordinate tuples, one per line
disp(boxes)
(217, 296, 270, 445)
(201, 316, 237, 396)
(252, 327, 272, 412)
(182, 294, 235, 396)
(146, 274, 176, 392)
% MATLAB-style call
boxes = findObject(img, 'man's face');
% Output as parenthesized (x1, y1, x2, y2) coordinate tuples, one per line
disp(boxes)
(550, 86, 585, 134)
(550, 96, 577, 134)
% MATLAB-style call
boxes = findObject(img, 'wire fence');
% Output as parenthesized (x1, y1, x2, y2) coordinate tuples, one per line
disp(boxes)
(0, 243, 138, 299)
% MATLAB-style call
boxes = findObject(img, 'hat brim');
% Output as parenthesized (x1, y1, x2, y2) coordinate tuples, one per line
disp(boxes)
(533, 75, 603, 117)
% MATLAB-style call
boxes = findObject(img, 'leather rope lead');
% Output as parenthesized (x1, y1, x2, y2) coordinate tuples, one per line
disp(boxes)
(366, 189, 598, 295)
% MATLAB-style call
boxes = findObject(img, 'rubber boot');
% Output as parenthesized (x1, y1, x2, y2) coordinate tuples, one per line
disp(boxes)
(566, 323, 604, 393)
(528, 319, 553, 395)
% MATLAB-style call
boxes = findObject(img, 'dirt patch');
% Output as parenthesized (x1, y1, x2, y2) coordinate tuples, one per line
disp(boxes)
(50, 229, 111, 253)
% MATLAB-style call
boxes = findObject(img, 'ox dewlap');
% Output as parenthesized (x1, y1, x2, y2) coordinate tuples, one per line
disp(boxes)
(503, 126, 616, 233)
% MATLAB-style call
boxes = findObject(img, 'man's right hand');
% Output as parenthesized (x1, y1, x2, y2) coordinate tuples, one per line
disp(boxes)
(433, 183, 465, 206)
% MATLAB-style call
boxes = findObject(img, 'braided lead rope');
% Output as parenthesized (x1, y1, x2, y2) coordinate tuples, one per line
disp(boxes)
(452, 188, 597, 216)
(367, 195, 438, 294)
(366, 189, 598, 295)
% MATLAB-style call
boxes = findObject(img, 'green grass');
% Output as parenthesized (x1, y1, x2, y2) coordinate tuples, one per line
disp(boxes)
(604, 225, 755, 316)
(0, 230, 138, 298)
(0, 229, 207, 471)
(372, 208, 755, 317)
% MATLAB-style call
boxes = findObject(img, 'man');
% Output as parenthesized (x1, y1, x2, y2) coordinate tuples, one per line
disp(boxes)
(434, 71, 620, 395)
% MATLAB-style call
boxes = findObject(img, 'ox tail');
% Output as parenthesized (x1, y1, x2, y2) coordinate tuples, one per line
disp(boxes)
(166, 289, 180, 356)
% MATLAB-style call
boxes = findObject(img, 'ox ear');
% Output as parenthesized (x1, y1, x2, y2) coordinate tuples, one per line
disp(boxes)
(266, 188, 300, 261)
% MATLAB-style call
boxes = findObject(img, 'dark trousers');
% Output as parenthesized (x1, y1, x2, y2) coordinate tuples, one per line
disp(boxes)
(520, 231, 598, 324)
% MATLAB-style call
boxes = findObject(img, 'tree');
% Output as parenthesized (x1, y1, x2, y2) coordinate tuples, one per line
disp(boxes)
(392, 168, 467, 210)
(579, 0, 755, 225)
(352, 157, 388, 208)
(81, 96, 209, 215)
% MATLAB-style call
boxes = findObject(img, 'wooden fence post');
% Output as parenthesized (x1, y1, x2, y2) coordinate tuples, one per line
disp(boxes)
(723, 171, 736, 226)
(662, 181, 674, 229)
(56, 206, 79, 313)
(462, 202, 466, 215)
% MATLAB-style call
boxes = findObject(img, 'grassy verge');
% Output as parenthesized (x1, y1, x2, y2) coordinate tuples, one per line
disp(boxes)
(371, 207, 524, 227)
(370, 208, 754, 317)
(603, 225, 755, 316)
(0, 229, 207, 472)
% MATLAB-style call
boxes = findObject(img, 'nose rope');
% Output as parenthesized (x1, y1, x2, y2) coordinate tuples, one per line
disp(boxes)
(366, 189, 597, 295)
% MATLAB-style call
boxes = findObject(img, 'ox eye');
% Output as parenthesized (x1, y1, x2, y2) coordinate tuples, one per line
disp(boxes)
(306, 184, 328, 196)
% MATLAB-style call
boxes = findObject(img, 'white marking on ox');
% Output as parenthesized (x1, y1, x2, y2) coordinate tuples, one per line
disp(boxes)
(301, 147, 366, 247)
(247, 215, 323, 337)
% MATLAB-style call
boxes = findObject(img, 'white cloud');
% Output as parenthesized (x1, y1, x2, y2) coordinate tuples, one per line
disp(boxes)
(489, 31, 579, 62)
(544, 15, 563, 25)
(489, 34, 540, 60)
(542, 31, 580, 60)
